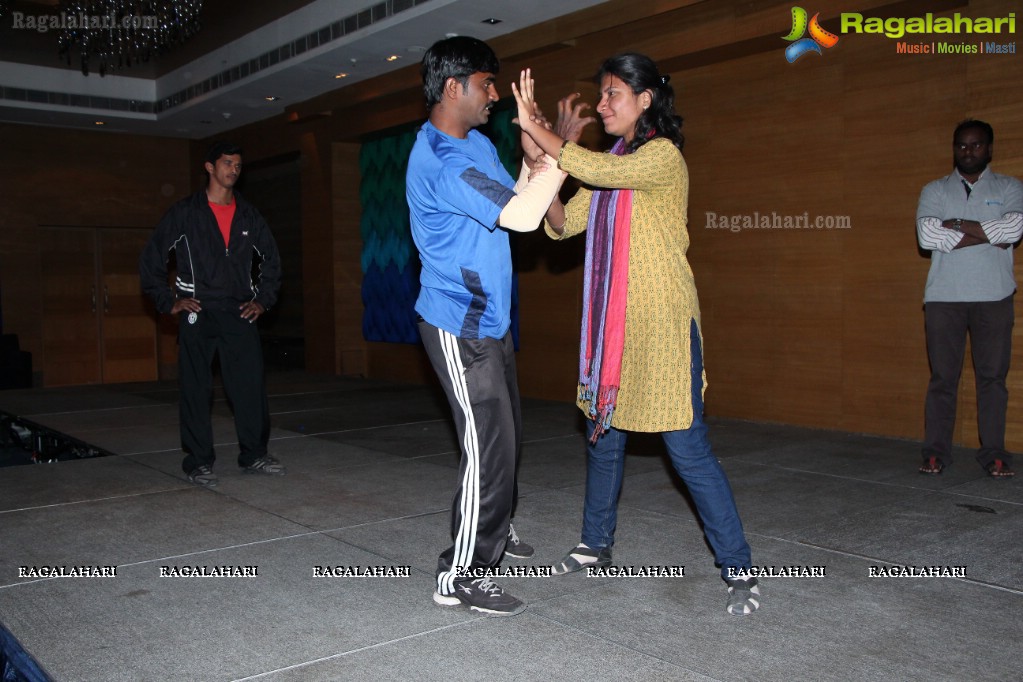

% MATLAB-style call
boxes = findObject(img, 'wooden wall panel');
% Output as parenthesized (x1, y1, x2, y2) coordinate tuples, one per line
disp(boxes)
(0, 125, 189, 385)
(297, 133, 336, 374)
(331, 142, 367, 376)
(683, 47, 846, 427)
(6, 0, 1022, 456)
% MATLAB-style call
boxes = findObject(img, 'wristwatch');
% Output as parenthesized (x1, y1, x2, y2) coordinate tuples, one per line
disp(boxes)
(952, 218, 963, 232)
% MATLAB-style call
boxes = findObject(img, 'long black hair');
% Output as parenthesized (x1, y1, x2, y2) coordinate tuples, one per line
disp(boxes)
(595, 53, 683, 154)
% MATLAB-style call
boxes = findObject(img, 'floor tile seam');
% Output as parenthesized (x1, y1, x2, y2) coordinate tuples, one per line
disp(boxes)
(267, 387, 400, 398)
(21, 403, 171, 418)
(0, 529, 324, 591)
(525, 609, 724, 681)
(318, 507, 448, 534)
(706, 418, 923, 445)
(107, 528, 344, 570)
(26, 417, 251, 441)
(0, 515, 449, 589)
(748, 532, 1023, 596)
(0, 486, 190, 516)
(283, 419, 449, 437)
(115, 431, 309, 455)
(118, 446, 425, 475)
(728, 460, 1023, 506)
(405, 451, 458, 463)
(521, 433, 586, 445)
(315, 435, 576, 449)
(269, 404, 417, 417)
(227, 620, 478, 681)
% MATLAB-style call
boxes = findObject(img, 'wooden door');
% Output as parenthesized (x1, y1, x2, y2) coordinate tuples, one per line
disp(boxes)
(40, 227, 157, 386)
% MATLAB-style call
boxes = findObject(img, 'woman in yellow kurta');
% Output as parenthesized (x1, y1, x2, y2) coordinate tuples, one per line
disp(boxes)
(513, 54, 760, 615)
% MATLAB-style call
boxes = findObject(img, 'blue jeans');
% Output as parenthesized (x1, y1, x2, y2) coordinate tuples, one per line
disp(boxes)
(580, 319, 752, 579)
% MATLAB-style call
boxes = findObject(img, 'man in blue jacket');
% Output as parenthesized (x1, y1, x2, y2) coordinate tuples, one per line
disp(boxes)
(407, 37, 563, 615)
(140, 142, 284, 487)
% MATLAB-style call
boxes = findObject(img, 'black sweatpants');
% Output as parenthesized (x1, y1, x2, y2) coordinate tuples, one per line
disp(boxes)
(179, 308, 270, 473)
(419, 321, 522, 596)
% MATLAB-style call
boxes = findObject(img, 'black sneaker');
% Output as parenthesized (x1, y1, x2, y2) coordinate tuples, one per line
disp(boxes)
(504, 523, 534, 558)
(187, 465, 218, 488)
(240, 456, 286, 475)
(433, 577, 526, 616)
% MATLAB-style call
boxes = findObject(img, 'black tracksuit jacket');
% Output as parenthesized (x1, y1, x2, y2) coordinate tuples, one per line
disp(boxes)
(139, 190, 281, 314)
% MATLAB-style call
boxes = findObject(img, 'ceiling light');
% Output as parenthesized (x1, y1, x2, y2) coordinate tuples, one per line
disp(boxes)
(334, 73, 348, 79)
(481, 18, 502, 25)
(385, 55, 400, 62)
(264, 96, 279, 102)
(57, 0, 204, 77)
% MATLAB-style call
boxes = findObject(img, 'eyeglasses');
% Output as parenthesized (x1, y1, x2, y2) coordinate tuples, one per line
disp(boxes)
(954, 142, 988, 151)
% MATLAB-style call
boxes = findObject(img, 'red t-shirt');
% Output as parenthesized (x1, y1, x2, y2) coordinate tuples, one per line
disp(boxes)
(209, 200, 236, 248)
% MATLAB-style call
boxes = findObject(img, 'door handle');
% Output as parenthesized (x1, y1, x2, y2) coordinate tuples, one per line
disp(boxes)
(103, 285, 110, 313)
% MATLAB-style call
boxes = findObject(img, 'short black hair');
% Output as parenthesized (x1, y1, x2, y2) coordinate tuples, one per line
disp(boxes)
(953, 119, 993, 145)
(205, 141, 243, 165)
(420, 36, 499, 111)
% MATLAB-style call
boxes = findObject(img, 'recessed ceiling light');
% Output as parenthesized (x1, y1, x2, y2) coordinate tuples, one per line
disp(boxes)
(335, 72, 348, 79)
(264, 96, 279, 102)
(481, 18, 502, 25)
(94, 121, 105, 126)
(385, 55, 400, 62)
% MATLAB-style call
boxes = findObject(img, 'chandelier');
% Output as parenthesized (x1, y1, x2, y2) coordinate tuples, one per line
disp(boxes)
(57, 1, 203, 76)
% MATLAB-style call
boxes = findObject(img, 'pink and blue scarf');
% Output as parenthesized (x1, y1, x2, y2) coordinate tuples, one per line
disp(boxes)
(579, 138, 633, 442)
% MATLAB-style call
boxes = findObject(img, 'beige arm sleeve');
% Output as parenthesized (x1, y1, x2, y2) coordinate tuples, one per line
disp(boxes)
(498, 154, 564, 232)
(513, 158, 530, 194)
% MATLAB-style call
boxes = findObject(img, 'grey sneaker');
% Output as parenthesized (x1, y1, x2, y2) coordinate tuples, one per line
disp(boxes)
(241, 456, 286, 475)
(726, 576, 761, 616)
(433, 577, 526, 616)
(187, 465, 218, 488)
(504, 523, 534, 558)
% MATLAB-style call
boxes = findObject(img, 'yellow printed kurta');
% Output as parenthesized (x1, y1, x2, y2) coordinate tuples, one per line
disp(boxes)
(546, 138, 701, 432)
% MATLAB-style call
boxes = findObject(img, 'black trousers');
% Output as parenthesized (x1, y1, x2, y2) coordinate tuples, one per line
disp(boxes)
(419, 321, 521, 596)
(923, 294, 1014, 467)
(178, 309, 270, 473)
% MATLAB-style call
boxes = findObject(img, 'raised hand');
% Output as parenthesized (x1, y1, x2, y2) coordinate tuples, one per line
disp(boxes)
(555, 93, 596, 143)
(518, 100, 552, 167)
(511, 68, 540, 134)
(513, 69, 573, 160)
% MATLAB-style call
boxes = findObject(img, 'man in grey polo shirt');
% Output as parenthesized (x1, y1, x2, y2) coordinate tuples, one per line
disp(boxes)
(916, 119, 1023, 477)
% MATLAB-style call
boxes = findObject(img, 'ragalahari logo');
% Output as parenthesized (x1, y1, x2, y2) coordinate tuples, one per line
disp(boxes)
(783, 7, 840, 62)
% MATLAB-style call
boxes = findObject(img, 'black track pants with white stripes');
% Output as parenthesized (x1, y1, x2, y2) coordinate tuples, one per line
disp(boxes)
(419, 321, 522, 596)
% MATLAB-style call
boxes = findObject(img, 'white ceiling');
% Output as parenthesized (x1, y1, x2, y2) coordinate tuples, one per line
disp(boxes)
(0, 0, 610, 139)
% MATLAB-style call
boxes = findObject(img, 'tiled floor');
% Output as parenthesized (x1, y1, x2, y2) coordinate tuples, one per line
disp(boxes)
(0, 372, 1017, 681)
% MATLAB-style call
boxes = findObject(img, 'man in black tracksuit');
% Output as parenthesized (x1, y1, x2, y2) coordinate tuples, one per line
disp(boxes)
(140, 142, 284, 487)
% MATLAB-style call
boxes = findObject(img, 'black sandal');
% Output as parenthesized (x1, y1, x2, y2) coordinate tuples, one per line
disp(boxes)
(986, 459, 1014, 478)
(551, 544, 612, 576)
(919, 456, 944, 475)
